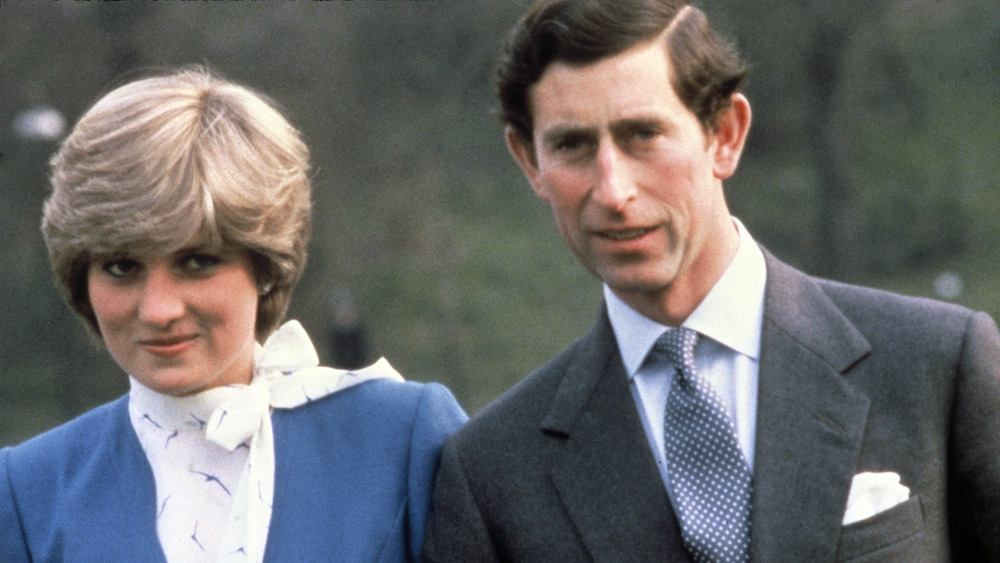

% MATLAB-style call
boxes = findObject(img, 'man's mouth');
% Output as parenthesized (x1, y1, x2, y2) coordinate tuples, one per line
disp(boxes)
(601, 228, 654, 241)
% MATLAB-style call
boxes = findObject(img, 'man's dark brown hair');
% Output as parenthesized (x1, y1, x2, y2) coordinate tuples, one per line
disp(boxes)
(496, 0, 749, 142)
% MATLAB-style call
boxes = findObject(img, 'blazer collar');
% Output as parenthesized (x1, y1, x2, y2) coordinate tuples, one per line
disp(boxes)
(750, 250, 873, 561)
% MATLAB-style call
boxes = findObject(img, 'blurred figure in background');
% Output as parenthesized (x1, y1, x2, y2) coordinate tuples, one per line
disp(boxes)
(1, 66, 466, 563)
(328, 287, 371, 370)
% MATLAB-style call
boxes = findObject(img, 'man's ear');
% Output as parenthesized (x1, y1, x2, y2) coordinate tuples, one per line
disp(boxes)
(711, 93, 752, 180)
(505, 126, 549, 201)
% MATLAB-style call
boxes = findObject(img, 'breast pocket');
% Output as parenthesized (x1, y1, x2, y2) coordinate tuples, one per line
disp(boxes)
(835, 495, 926, 562)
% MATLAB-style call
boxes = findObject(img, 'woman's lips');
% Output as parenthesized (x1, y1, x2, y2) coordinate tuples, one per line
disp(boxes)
(139, 335, 198, 356)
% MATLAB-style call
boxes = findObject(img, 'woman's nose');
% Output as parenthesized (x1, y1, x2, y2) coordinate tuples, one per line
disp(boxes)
(137, 266, 185, 325)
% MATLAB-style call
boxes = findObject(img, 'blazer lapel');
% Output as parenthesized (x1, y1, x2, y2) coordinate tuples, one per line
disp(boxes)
(750, 252, 872, 562)
(98, 398, 168, 561)
(542, 310, 691, 563)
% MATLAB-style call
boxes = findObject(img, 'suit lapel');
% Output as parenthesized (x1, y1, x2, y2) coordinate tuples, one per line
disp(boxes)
(538, 252, 874, 561)
(750, 253, 872, 562)
(542, 311, 691, 562)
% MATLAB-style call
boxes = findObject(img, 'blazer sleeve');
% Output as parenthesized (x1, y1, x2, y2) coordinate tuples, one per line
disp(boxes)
(406, 382, 468, 562)
(0, 449, 31, 563)
(949, 311, 1000, 558)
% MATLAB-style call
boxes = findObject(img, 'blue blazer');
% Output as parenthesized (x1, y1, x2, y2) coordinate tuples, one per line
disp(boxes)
(1, 379, 467, 562)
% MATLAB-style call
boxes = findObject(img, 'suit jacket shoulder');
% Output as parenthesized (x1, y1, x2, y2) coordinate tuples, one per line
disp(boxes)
(752, 251, 1000, 561)
(450, 326, 600, 447)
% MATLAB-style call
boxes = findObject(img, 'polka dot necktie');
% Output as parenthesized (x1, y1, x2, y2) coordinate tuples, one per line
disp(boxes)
(657, 328, 752, 563)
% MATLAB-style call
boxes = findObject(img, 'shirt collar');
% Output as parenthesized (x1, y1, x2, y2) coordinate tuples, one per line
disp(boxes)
(606, 218, 767, 378)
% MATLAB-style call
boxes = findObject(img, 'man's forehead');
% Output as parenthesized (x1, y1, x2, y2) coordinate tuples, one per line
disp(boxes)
(527, 37, 685, 137)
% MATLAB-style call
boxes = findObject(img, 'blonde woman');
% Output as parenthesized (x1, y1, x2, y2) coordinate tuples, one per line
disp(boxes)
(0, 67, 466, 562)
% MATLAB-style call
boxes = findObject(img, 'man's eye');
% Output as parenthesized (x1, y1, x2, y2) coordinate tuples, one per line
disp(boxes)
(103, 259, 140, 278)
(555, 136, 589, 153)
(183, 254, 221, 272)
(633, 129, 657, 141)
(622, 125, 661, 145)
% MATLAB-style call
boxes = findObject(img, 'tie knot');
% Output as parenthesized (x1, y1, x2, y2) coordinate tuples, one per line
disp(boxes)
(652, 327, 698, 376)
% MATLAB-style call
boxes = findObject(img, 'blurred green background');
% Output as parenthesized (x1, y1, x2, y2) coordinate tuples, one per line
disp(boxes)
(2, 0, 999, 447)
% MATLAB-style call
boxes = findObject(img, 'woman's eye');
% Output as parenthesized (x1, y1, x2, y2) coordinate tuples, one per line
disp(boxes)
(102, 259, 140, 278)
(182, 254, 221, 272)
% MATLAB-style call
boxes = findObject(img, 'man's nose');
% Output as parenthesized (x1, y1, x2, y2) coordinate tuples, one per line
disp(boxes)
(592, 141, 636, 210)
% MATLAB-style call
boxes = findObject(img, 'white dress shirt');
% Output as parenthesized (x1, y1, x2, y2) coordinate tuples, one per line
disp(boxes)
(605, 218, 767, 492)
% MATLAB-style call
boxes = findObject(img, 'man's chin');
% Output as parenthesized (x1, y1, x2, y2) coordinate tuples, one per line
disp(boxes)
(602, 274, 673, 297)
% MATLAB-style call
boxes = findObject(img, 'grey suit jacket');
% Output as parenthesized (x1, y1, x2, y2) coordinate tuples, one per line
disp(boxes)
(423, 251, 1000, 562)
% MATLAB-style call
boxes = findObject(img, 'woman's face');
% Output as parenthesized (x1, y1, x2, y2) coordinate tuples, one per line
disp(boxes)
(87, 241, 260, 396)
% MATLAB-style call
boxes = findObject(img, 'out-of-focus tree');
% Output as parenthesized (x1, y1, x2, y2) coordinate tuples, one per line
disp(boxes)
(718, 0, 1000, 280)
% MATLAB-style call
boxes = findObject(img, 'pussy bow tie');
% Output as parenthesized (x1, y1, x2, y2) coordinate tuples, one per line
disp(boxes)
(206, 320, 403, 562)
(205, 319, 401, 449)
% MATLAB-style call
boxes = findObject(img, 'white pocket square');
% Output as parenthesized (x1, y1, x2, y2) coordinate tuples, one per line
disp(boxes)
(842, 471, 911, 525)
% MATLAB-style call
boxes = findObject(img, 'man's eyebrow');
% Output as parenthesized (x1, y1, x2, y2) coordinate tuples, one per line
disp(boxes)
(613, 114, 673, 132)
(622, 115, 665, 126)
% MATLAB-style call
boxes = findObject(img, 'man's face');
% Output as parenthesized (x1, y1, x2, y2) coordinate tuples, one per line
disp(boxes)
(507, 35, 748, 323)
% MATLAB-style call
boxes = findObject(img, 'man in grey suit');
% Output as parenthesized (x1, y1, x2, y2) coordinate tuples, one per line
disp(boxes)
(423, 0, 1000, 561)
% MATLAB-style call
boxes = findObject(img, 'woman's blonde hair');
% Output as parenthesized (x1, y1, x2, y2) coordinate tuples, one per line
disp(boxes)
(43, 66, 312, 341)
